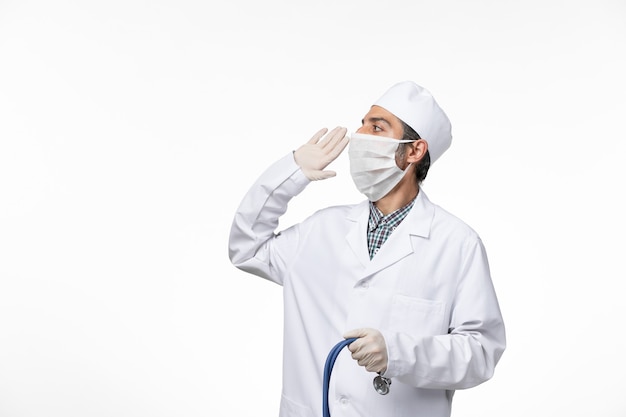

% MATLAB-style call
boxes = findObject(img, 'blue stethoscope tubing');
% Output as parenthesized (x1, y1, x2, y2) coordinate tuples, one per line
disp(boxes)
(322, 338, 357, 417)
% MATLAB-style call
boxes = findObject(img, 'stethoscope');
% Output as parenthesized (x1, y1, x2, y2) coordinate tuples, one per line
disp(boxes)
(323, 338, 392, 417)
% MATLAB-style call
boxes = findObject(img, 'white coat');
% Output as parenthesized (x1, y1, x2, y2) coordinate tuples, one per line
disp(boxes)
(228, 153, 506, 417)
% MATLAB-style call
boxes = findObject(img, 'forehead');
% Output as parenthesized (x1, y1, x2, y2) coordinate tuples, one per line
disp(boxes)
(361, 105, 402, 127)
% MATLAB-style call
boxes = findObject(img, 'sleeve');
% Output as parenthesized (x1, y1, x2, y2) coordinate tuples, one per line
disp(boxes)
(228, 152, 311, 285)
(381, 237, 506, 390)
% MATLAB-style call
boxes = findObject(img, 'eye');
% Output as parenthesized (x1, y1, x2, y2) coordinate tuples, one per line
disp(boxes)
(373, 125, 382, 132)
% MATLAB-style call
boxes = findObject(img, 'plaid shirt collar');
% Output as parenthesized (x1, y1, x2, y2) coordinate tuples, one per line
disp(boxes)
(368, 197, 416, 233)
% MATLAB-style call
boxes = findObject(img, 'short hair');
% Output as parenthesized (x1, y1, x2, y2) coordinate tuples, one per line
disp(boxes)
(398, 119, 431, 183)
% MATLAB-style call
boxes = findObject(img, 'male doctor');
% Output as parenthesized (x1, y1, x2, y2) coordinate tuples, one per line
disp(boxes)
(228, 81, 506, 417)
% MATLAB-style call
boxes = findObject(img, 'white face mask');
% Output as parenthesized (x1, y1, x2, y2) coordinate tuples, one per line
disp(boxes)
(348, 132, 415, 202)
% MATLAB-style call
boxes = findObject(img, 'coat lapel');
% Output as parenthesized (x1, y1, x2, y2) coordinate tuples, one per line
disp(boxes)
(345, 201, 370, 269)
(346, 191, 435, 280)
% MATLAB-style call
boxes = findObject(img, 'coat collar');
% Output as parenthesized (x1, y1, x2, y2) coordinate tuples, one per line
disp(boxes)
(345, 190, 435, 275)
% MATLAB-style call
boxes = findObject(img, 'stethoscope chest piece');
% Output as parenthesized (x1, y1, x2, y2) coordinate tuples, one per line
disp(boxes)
(373, 374, 392, 395)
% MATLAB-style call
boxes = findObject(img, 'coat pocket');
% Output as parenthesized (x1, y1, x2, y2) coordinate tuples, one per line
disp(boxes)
(388, 295, 445, 336)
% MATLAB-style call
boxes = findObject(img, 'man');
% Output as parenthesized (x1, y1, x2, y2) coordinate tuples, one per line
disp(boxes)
(228, 81, 506, 417)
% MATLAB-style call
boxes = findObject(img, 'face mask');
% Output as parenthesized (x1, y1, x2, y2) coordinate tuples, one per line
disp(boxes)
(348, 132, 415, 202)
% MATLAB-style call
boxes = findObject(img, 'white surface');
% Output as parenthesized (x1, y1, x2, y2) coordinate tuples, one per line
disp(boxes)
(1, 1, 625, 416)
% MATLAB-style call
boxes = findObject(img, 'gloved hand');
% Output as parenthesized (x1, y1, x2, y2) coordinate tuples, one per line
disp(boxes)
(343, 328, 388, 374)
(294, 126, 349, 181)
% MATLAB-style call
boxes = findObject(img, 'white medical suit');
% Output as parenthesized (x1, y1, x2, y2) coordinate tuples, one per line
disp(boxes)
(228, 153, 506, 417)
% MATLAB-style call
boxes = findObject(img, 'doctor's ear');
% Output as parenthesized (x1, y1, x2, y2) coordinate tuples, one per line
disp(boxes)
(406, 139, 428, 163)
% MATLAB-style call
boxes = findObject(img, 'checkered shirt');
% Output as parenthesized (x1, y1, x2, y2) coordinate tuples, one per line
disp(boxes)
(367, 197, 416, 260)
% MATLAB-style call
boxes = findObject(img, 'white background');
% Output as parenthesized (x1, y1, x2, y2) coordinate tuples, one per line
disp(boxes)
(1, 0, 625, 416)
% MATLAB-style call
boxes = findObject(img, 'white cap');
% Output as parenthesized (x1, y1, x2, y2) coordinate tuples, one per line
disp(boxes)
(374, 81, 452, 163)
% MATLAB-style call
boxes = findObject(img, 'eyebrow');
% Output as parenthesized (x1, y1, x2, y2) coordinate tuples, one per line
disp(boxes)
(361, 116, 392, 127)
